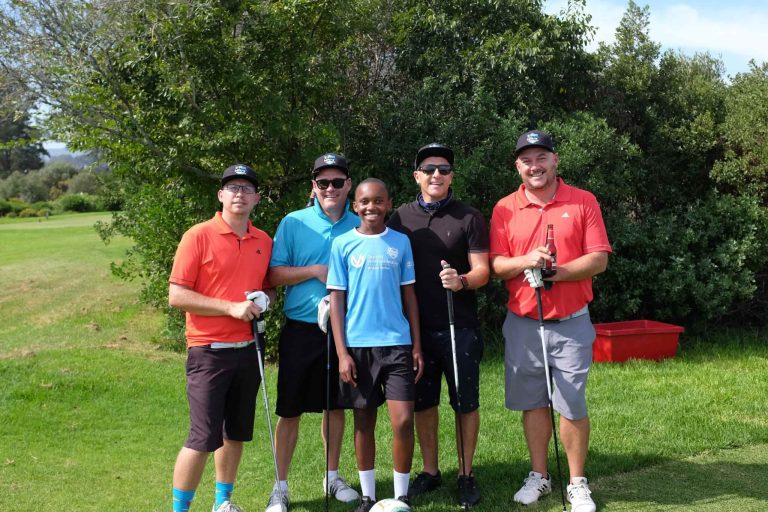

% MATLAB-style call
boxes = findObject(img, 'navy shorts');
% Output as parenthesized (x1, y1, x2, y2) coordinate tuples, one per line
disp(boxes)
(339, 346, 415, 409)
(184, 341, 262, 452)
(415, 327, 483, 413)
(275, 319, 345, 418)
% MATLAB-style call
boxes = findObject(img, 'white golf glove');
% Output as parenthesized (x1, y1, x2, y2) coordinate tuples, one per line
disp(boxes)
(245, 290, 270, 313)
(523, 268, 544, 288)
(317, 294, 331, 333)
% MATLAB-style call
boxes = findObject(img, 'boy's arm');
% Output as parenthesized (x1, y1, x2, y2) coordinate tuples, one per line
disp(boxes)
(330, 289, 357, 387)
(402, 284, 423, 383)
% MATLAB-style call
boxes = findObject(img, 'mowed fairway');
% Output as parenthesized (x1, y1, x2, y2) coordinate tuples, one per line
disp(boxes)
(1, 213, 767, 511)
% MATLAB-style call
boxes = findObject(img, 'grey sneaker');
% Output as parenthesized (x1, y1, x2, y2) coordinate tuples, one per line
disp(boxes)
(567, 477, 596, 512)
(513, 471, 552, 505)
(265, 485, 289, 512)
(323, 475, 360, 503)
(213, 501, 243, 512)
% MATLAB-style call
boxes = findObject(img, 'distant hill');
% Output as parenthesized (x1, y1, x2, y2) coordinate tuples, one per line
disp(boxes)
(43, 147, 99, 169)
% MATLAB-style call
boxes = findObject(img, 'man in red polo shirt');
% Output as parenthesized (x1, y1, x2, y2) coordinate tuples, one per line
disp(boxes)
(489, 131, 611, 512)
(168, 164, 274, 512)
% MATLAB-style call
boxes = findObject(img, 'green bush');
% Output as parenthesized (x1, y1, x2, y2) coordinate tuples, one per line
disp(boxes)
(0, 199, 12, 216)
(57, 193, 100, 212)
(18, 207, 38, 218)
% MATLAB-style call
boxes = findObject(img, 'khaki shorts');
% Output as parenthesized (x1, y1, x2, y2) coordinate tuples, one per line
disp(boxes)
(502, 309, 595, 420)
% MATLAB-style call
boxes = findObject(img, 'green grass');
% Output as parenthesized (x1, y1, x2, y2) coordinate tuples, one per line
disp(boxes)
(1, 213, 767, 511)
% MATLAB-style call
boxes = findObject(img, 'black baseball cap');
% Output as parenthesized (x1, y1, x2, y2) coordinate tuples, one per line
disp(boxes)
(414, 143, 454, 169)
(515, 130, 555, 156)
(312, 153, 350, 177)
(221, 164, 259, 188)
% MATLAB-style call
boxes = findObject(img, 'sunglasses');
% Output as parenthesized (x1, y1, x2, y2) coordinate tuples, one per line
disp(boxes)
(314, 178, 348, 190)
(418, 164, 453, 175)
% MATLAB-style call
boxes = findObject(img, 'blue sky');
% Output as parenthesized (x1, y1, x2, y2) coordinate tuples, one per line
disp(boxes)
(545, 0, 768, 77)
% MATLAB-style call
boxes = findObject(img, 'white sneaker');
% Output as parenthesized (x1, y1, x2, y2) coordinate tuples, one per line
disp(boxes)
(265, 485, 289, 512)
(567, 477, 596, 512)
(213, 501, 243, 512)
(513, 471, 552, 505)
(323, 475, 361, 503)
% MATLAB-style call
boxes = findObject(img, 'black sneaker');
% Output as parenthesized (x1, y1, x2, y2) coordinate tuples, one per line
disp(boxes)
(395, 496, 411, 507)
(408, 471, 442, 497)
(355, 496, 375, 512)
(457, 473, 480, 507)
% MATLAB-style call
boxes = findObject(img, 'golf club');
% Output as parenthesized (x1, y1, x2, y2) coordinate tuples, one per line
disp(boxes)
(251, 311, 286, 512)
(325, 327, 331, 512)
(534, 285, 567, 512)
(441, 261, 469, 510)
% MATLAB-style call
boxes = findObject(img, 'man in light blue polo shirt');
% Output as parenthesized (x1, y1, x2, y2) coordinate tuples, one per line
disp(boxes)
(265, 153, 361, 512)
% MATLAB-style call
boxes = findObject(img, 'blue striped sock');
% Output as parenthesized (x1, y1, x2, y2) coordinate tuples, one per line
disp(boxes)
(215, 481, 234, 509)
(172, 487, 195, 512)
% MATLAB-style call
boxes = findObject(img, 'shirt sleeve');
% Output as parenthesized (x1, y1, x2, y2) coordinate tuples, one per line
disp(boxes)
(582, 194, 612, 254)
(467, 208, 490, 253)
(326, 238, 348, 291)
(400, 237, 416, 285)
(489, 202, 512, 258)
(169, 228, 200, 288)
(269, 217, 292, 267)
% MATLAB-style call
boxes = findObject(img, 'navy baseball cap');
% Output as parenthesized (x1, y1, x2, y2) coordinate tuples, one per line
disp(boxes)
(514, 130, 555, 156)
(414, 143, 454, 169)
(221, 164, 259, 188)
(312, 153, 350, 177)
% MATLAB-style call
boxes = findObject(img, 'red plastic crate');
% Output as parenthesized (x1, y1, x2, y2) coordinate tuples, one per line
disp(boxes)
(592, 320, 684, 362)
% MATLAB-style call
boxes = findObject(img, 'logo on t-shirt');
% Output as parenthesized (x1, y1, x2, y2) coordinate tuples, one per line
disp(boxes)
(387, 246, 399, 259)
(562, 212, 570, 218)
(351, 254, 366, 268)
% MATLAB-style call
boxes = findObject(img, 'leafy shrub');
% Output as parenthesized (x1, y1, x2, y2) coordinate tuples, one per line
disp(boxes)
(57, 193, 100, 212)
(0, 199, 12, 216)
(18, 207, 38, 217)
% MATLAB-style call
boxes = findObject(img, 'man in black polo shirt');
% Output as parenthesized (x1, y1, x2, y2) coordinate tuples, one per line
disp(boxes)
(387, 143, 490, 507)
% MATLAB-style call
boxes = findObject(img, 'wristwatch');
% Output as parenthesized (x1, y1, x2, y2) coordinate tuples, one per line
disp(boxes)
(459, 275, 469, 290)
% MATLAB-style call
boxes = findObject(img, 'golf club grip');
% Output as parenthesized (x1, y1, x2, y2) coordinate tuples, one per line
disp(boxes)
(441, 261, 456, 324)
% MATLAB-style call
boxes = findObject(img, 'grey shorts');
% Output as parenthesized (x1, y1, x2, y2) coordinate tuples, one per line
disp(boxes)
(502, 309, 595, 420)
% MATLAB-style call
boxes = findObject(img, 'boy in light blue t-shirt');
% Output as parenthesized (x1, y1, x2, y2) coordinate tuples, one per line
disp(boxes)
(328, 178, 423, 512)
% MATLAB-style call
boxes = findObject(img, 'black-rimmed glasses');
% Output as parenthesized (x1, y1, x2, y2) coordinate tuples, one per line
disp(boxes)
(223, 184, 257, 194)
(418, 164, 453, 175)
(314, 178, 348, 190)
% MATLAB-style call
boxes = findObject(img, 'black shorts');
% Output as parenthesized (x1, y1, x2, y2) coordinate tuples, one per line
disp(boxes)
(275, 319, 344, 418)
(415, 327, 483, 414)
(184, 342, 262, 452)
(339, 346, 415, 409)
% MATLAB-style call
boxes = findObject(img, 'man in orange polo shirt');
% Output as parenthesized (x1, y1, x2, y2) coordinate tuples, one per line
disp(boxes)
(489, 131, 611, 512)
(168, 164, 274, 512)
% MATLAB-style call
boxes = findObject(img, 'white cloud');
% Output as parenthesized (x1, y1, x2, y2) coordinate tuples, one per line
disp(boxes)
(544, 0, 768, 76)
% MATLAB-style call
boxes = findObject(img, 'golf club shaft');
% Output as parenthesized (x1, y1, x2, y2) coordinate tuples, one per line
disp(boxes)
(253, 318, 284, 507)
(442, 263, 468, 502)
(534, 287, 567, 512)
(325, 329, 331, 512)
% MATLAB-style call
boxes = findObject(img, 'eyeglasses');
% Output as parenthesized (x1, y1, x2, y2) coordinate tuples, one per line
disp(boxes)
(314, 178, 348, 190)
(418, 164, 453, 175)
(223, 184, 256, 194)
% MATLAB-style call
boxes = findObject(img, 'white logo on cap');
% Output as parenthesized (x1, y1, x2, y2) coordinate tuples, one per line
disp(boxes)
(387, 247, 398, 259)
(324, 155, 336, 165)
(526, 133, 541, 144)
(235, 165, 248, 175)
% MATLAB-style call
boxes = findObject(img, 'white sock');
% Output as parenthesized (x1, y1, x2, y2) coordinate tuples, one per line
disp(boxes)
(393, 470, 410, 498)
(327, 470, 339, 482)
(273, 480, 288, 493)
(359, 469, 376, 500)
